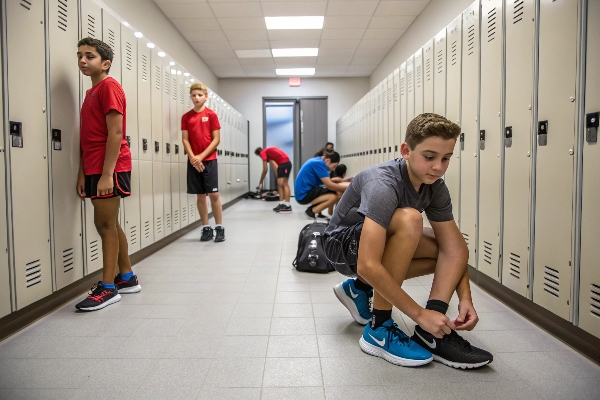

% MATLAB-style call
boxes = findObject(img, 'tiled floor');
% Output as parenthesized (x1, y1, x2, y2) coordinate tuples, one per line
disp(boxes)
(1, 199, 600, 399)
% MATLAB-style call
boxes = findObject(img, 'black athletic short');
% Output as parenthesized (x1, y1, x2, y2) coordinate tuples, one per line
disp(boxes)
(297, 186, 335, 205)
(324, 222, 364, 278)
(277, 161, 292, 178)
(187, 159, 219, 195)
(85, 171, 131, 199)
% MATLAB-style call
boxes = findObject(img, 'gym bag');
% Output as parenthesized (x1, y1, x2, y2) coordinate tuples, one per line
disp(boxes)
(292, 222, 335, 273)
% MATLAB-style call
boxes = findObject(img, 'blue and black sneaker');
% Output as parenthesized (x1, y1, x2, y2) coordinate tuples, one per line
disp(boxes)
(360, 319, 433, 367)
(333, 278, 373, 325)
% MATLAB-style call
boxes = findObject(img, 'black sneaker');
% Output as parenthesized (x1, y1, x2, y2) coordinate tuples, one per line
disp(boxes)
(114, 273, 142, 294)
(75, 282, 121, 311)
(305, 206, 316, 220)
(215, 226, 225, 242)
(412, 325, 493, 369)
(200, 226, 214, 241)
(316, 212, 330, 221)
(279, 205, 292, 214)
(273, 203, 284, 212)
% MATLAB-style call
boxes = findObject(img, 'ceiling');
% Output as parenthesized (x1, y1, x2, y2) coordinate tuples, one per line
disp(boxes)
(153, 0, 431, 78)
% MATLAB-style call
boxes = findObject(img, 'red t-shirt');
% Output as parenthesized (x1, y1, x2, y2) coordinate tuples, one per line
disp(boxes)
(260, 147, 290, 165)
(80, 76, 131, 175)
(181, 107, 221, 161)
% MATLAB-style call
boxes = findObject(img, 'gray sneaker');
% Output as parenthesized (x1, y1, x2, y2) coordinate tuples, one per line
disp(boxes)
(215, 226, 225, 242)
(200, 226, 214, 242)
(273, 203, 284, 212)
(279, 205, 292, 214)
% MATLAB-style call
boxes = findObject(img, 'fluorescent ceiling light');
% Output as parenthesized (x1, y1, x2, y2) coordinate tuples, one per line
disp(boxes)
(190, 78, 194, 82)
(169, 61, 175, 66)
(235, 49, 272, 58)
(157, 51, 165, 57)
(265, 16, 324, 30)
(184, 72, 190, 77)
(276, 68, 315, 76)
(123, 22, 129, 27)
(134, 32, 143, 38)
(272, 48, 318, 57)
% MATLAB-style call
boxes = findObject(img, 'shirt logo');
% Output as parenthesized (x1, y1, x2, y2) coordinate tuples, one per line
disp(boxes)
(368, 334, 385, 347)
(202, 117, 209, 122)
(415, 330, 437, 349)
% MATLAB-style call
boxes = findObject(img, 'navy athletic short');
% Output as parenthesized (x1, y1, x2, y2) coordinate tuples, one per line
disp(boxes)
(85, 171, 131, 199)
(324, 222, 364, 278)
(187, 159, 219, 195)
(296, 186, 335, 205)
(277, 161, 292, 178)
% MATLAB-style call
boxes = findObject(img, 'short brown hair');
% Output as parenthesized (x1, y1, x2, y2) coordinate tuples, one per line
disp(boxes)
(405, 113, 461, 149)
(190, 82, 208, 95)
(77, 37, 114, 73)
(254, 147, 263, 156)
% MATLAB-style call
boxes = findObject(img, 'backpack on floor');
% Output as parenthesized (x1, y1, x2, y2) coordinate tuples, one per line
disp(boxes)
(292, 222, 334, 273)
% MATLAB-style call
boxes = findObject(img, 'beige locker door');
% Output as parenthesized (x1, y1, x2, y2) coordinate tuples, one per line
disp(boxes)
(124, 160, 141, 254)
(161, 61, 172, 236)
(152, 161, 164, 240)
(434, 29, 447, 117)
(380, 81, 387, 164)
(502, 0, 535, 296)
(137, 43, 152, 162)
(0, 34, 11, 318)
(423, 39, 434, 114)
(171, 66, 180, 164)
(387, 74, 394, 160)
(139, 160, 154, 248)
(121, 28, 138, 161)
(460, 2, 480, 266)
(477, 0, 503, 280)
(393, 68, 400, 158)
(162, 162, 171, 235)
(170, 163, 180, 231)
(179, 162, 188, 228)
(579, 0, 600, 338)
(188, 193, 197, 222)
(150, 50, 163, 163)
(49, 0, 84, 289)
(178, 77, 188, 164)
(406, 56, 415, 126)
(414, 50, 424, 116)
(445, 16, 463, 226)
(400, 62, 407, 144)
(102, 10, 121, 84)
(533, 0, 579, 321)
(6, 0, 52, 308)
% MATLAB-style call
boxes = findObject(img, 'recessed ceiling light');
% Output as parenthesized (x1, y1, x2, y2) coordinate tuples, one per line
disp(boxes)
(177, 70, 182, 75)
(276, 68, 315, 76)
(184, 72, 190, 77)
(265, 16, 324, 30)
(190, 78, 195, 82)
(123, 22, 129, 27)
(169, 61, 175, 66)
(235, 49, 272, 58)
(157, 51, 165, 57)
(134, 32, 143, 38)
(272, 48, 318, 57)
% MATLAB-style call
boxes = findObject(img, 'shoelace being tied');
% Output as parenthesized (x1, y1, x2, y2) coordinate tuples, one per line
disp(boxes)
(387, 322, 412, 345)
(444, 330, 472, 350)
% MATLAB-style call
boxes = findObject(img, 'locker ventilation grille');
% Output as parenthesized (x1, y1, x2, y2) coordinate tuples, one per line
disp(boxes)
(20, 0, 31, 10)
(387, 87, 392, 103)
(407, 71, 413, 92)
(462, 232, 469, 247)
(155, 66, 161, 90)
(425, 58, 431, 82)
(62, 248, 74, 273)
(509, 252, 521, 279)
(25, 259, 42, 288)
(172, 78, 177, 101)
(467, 24, 475, 55)
(180, 84, 185, 104)
(513, 0, 524, 24)
(190, 206, 195, 220)
(487, 8, 497, 42)
(57, 0, 68, 31)
(543, 266, 560, 298)
(182, 206, 187, 223)
(156, 216, 162, 235)
(125, 42, 133, 71)
(483, 241, 492, 265)
(129, 225, 138, 246)
(164, 71, 170, 94)
(166, 213, 171, 230)
(451, 41, 458, 65)
(87, 15, 96, 38)
(144, 221, 151, 239)
(393, 82, 398, 101)
(416, 64, 422, 88)
(89, 240, 99, 262)
(437, 49, 444, 73)
(591, 284, 600, 318)
(141, 55, 148, 82)
(174, 210, 179, 226)
(107, 29, 116, 49)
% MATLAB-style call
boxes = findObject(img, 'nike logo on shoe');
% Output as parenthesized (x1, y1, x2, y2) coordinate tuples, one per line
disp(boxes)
(415, 330, 437, 349)
(348, 285, 359, 299)
(368, 334, 385, 346)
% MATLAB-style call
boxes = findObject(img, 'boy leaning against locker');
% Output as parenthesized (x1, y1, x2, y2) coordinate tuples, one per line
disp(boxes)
(181, 82, 225, 242)
(75, 37, 142, 311)
(324, 113, 493, 369)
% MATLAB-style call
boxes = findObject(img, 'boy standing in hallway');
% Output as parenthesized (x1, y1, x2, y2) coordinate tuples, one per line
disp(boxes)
(254, 146, 292, 213)
(75, 37, 141, 311)
(181, 83, 225, 242)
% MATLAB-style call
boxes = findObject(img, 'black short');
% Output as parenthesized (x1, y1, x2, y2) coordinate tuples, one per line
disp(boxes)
(324, 222, 364, 278)
(297, 186, 335, 205)
(187, 159, 219, 195)
(277, 161, 292, 178)
(85, 171, 131, 199)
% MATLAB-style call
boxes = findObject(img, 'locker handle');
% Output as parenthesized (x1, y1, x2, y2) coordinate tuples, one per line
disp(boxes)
(538, 121, 548, 146)
(166, 143, 170, 154)
(479, 130, 485, 151)
(52, 129, 62, 151)
(155, 141, 160, 152)
(586, 112, 599, 143)
(504, 126, 513, 148)
(126, 135, 131, 148)
(143, 139, 148, 151)
(9, 121, 23, 148)
(175, 144, 179, 154)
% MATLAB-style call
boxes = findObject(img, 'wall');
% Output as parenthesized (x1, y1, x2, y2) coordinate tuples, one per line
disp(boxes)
(97, 0, 218, 90)
(219, 78, 369, 189)
(371, 0, 474, 88)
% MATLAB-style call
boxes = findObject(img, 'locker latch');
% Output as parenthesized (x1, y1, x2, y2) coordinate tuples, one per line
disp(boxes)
(9, 121, 23, 148)
(154, 141, 160, 152)
(383, 147, 387, 153)
(378, 148, 382, 154)
(52, 129, 62, 151)
(479, 130, 485, 151)
(126, 135, 131, 148)
(175, 144, 179, 154)
(395, 145, 398, 152)
(460, 133, 465, 151)
(369, 150, 373, 155)
(504, 126, 513, 148)
(538, 120, 548, 146)
(166, 143, 170, 154)
(586, 112, 599, 143)
(389, 147, 391, 153)
(143, 138, 148, 151)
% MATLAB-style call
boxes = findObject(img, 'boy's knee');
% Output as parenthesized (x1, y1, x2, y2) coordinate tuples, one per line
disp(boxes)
(389, 208, 423, 235)
(94, 220, 116, 236)
(208, 192, 220, 202)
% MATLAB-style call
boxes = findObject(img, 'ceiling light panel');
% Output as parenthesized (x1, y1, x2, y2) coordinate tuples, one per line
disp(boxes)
(276, 68, 315, 76)
(272, 48, 318, 57)
(265, 16, 324, 30)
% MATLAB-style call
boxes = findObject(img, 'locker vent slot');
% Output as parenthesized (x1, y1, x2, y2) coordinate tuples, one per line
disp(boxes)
(154, 66, 161, 90)
(57, 0, 68, 31)
(180, 84, 185, 104)
(107, 29, 116, 49)
(156, 216, 162, 235)
(141, 55, 148, 81)
(483, 241, 492, 265)
(182, 207, 187, 222)
(129, 225, 138, 246)
(174, 210, 179, 225)
(425, 57, 431, 82)
(62, 248, 74, 273)
(451, 41, 458, 65)
(543, 266, 560, 298)
(462, 232, 469, 247)
(416, 64, 421, 88)
(125, 42, 133, 71)
(467, 24, 475, 55)
(590, 284, 600, 318)
(509, 252, 521, 279)
(513, 0, 524, 24)
(165, 213, 171, 230)
(393, 82, 398, 101)
(407, 71, 413, 93)
(190, 206, 195, 220)
(144, 221, 151, 239)
(87, 15, 96, 38)
(387, 86, 392, 103)
(172, 78, 177, 101)
(437, 49, 444, 73)
(164, 71, 170, 94)
(20, 0, 32, 10)
(487, 7, 497, 42)
(25, 259, 42, 288)
(89, 240, 99, 262)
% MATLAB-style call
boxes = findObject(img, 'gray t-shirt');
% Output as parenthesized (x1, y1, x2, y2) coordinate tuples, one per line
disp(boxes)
(325, 158, 453, 235)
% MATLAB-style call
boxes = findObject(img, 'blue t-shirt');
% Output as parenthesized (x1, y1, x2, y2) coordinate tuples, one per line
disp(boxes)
(295, 157, 330, 201)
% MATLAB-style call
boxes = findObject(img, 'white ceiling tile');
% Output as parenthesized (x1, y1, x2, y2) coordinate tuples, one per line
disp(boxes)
(317, 47, 356, 57)
(362, 28, 405, 40)
(274, 58, 317, 68)
(208, 2, 263, 17)
(357, 39, 396, 49)
(261, 2, 327, 16)
(317, 56, 352, 64)
(319, 39, 360, 49)
(238, 58, 276, 66)
(346, 70, 372, 77)
(197, 49, 237, 59)
(374, 1, 430, 16)
(323, 16, 370, 29)
(191, 41, 231, 52)
(212, 64, 247, 77)
(155, 0, 206, 4)
(353, 47, 390, 58)
(158, 3, 213, 18)
(314, 64, 348, 73)
(321, 28, 365, 40)
(235, 49, 272, 58)
(368, 15, 415, 29)
(267, 30, 322, 41)
(325, 1, 378, 16)
(347, 64, 377, 72)
(241, 64, 277, 76)
(223, 29, 269, 41)
(351, 56, 380, 65)
(182, 30, 229, 42)
(171, 18, 221, 31)
(269, 39, 320, 48)
(229, 40, 271, 50)
(219, 17, 266, 30)
(205, 58, 242, 67)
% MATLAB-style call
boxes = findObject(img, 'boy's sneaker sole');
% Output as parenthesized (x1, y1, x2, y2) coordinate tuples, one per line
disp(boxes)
(333, 283, 370, 325)
(118, 285, 142, 294)
(432, 355, 490, 369)
(359, 337, 432, 367)
(77, 294, 121, 311)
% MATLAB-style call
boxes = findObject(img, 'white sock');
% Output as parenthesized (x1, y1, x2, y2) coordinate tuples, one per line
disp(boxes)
(215, 224, 224, 228)
(201, 225, 212, 230)
(284, 202, 290, 206)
